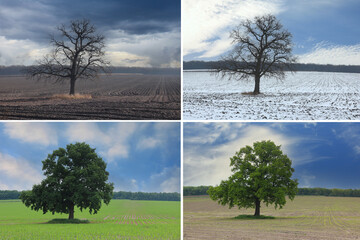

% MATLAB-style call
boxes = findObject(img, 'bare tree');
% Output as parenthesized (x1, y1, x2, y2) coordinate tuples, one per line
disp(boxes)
(26, 19, 109, 95)
(215, 14, 296, 94)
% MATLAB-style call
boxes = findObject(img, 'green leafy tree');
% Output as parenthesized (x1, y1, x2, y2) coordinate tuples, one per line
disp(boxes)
(20, 142, 114, 219)
(208, 140, 298, 216)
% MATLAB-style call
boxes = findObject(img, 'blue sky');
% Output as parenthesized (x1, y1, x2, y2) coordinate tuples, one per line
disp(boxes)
(184, 122, 360, 189)
(0, 122, 180, 193)
(0, 0, 180, 67)
(183, 0, 360, 65)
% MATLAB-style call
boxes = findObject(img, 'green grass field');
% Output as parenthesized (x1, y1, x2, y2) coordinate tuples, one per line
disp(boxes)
(184, 195, 360, 239)
(0, 199, 180, 240)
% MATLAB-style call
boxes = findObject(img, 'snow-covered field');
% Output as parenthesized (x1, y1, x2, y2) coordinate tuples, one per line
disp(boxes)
(183, 71, 360, 120)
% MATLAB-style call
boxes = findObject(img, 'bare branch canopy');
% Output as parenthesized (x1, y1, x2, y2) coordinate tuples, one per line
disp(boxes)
(215, 14, 297, 94)
(25, 19, 109, 95)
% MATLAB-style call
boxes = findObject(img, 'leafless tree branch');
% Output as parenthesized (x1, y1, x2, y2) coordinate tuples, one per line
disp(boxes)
(214, 14, 297, 94)
(25, 19, 110, 95)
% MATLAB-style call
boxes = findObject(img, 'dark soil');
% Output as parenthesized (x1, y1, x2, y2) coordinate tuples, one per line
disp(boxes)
(0, 74, 180, 120)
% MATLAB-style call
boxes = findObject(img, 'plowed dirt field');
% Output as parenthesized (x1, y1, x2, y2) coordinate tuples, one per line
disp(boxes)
(0, 73, 180, 119)
(184, 195, 360, 240)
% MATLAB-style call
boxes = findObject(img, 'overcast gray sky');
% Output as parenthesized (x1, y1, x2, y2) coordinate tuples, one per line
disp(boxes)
(0, 0, 180, 68)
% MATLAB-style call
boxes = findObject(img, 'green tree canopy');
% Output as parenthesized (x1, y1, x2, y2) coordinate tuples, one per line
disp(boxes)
(208, 140, 298, 216)
(20, 142, 114, 219)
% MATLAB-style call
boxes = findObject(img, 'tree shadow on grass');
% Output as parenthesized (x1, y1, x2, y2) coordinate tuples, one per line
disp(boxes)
(234, 215, 276, 220)
(46, 219, 90, 224)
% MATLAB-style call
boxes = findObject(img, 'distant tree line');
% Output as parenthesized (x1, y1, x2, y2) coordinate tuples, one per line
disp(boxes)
(297, 188, 360, 197)
(183, 61, 360, 74)
(0, 190, 20, 200)
(113, 191, 180, 201)
(0, 66, 180, 76)
(183, 186, 211, 196)
(183, 186, 360, 198)
(0, 190, 180, 201)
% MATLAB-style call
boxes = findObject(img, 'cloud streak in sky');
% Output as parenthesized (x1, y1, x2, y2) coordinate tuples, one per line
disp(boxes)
(183, 0, 284, 59)
(298, 42, 360, 65)
(184, 123, 300, 186)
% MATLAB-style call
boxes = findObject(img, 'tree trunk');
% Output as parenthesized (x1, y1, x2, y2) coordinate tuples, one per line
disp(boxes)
(254, 198, 260, 216)
(69, 77, 76, 95)
(253, 74, 260, 94)
(68, 203, 74, 220)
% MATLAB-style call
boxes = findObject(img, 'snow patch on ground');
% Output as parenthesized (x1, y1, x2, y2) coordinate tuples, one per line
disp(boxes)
(183, 71, 360, 120)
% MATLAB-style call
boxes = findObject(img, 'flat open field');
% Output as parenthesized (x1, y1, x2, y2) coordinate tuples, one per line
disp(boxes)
(0, 199, 180, 239)
(183, 71, 360, 120)
(0, 73, 180, 119)
(184, 195, 360, 240)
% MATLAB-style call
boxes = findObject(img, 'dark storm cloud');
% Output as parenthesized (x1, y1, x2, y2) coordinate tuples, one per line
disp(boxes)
(0, 0, 180, 41)
(116, 21, 178, 35)
(48, 0, 180, 34)
(0, 0, 180, 67)
(0, 0, 56, 42)
(48, 0, 180, 23)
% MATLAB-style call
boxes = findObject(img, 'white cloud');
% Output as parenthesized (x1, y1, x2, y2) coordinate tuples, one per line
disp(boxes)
(0, 152, 43, 190)
(0, 36, 50, 65)
(4, 122, 58, 146)
(199, 34, 233, 59)
(183, 0, 284, 59)
(106, 51, 151, 67)
(354, 146, 360, 154)
(283, 0, 351, 14)
(106, 30, 180, 68)
(130, 179, 138, 191)
(160, 173, 180, 193)
(65, 122, 109, 143)
(184, 124, 300, 186)
(106, 145, 129, 160)
(150, 166, 180, 193)
(114, 166, 180, 192)
(307, 36, 315, 42)
(304, 123, 317, 128)
(137, 137, 161, 150)
(184, 122, 244, 145)
(65, 122, 138, 162)
(0, 183, 10, 190)
(136, 122, 179, 151)
(299, 173, 316, 188)
(113, 177, 139, 192)
(334, 125, 360, 155)
(299, 42, 360, 65)
(0, 29, 180, 68)
(64, 122, 178, 163)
